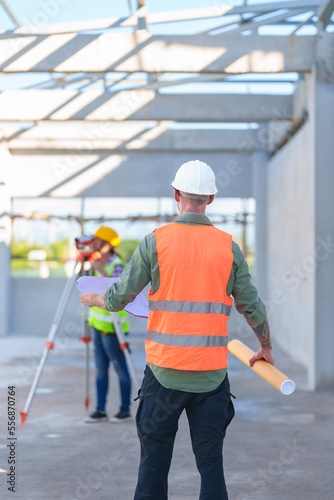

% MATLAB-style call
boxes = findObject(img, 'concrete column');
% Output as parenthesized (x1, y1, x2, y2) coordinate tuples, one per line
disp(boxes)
(313, 41, 334, 388)
(0, 147, 11, 336)
(252, 149, 269, 300)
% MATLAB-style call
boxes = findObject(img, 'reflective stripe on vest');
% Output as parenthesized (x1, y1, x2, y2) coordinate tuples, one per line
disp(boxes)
(146, 330, 229, 347)
(88, 256, 129, 333)
(149, 299, 232, 316)
(146, 222, 233, 371)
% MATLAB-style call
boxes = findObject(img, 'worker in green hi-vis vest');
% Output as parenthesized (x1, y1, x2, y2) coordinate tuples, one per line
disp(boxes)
(83, 226, 131, 424)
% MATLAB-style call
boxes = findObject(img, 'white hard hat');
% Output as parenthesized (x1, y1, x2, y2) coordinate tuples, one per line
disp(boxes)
(171, 160, 217, 195)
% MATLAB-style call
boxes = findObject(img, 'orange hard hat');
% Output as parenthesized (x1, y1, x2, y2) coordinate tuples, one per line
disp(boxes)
(94, 226, 121, 247)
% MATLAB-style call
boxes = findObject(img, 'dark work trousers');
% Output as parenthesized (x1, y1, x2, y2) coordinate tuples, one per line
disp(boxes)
(93, 327, 131, 413)
(134, 365, 235, 500)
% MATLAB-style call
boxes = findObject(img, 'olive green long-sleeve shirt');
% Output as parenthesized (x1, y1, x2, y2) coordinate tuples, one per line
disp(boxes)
(104, 212, 267, 392)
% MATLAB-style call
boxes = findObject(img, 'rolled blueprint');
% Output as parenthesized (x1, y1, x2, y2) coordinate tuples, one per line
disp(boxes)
(228, 339, 295, 395)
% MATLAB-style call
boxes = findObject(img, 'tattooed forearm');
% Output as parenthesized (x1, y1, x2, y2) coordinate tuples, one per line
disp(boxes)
(251, 318, 272, 349)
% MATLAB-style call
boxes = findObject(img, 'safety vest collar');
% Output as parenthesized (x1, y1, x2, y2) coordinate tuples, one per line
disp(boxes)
(149, 299, 232, 316)
(174, 212, 213, 226)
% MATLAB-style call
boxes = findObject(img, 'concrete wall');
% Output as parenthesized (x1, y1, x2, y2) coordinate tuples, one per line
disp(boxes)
(267, 68, 334, 389)
(313, 62, 334, 389)
(267, 113, 315, 379)
(252, 149, 269, 300)
(9, 277, 149, 337)
(9, 277, 241, 337)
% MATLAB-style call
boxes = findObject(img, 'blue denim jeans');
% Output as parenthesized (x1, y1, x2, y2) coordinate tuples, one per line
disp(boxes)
(134, 366, 235, 500)
(92, 327, 131, 414)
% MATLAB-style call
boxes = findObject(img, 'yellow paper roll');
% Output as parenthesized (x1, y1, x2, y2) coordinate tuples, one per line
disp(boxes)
(228, 339, 295, 395)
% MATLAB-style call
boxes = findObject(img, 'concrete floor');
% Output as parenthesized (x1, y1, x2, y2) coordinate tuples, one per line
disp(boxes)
(0, 330, 333, 500)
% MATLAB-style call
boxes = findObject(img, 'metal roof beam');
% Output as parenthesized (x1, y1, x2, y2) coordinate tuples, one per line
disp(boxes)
(0, 33, 316, 74)
(136, 0, 147, 31)
(4, 151, 253, 198)
(317, 0, 334, 29)
(0, 0, 20, 28)
(209, 8, 308, 34)
(290, 13, 316, 34)
(230, 0, 320, 15)
(0, 90, 293, 122)
(6, 128, 259, 153)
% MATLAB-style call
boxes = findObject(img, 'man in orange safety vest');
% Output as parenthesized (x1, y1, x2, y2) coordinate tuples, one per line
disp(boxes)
(80, 160, 274, 500)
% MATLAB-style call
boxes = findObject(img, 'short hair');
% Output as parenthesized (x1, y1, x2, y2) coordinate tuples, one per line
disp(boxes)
(179, 190, 210, 201)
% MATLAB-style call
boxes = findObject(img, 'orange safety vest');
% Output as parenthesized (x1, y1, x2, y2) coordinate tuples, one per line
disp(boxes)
(146, 222, 234, 371)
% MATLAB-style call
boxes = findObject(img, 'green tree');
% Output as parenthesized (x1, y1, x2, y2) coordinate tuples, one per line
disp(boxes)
(49, 238, 70, 261)
(11, 240, 50, 259)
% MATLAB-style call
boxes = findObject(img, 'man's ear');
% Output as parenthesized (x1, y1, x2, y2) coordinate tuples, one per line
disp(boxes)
(207, 195, 215, 205)
(174, 189, 180, 202)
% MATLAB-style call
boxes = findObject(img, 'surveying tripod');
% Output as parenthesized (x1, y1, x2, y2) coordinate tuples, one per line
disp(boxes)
(20, 258, 139, 428)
